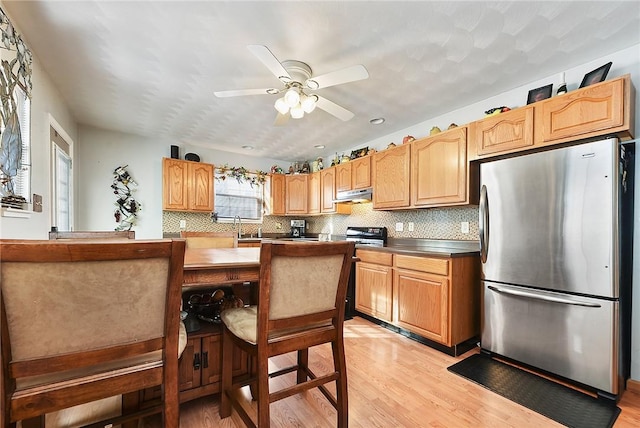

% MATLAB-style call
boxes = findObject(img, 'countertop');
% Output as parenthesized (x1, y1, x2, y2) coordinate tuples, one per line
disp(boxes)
(359, 238, 480, 258)
(165, 233, 479, 258)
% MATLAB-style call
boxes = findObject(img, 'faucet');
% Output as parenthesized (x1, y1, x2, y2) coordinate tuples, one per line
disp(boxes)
(233, 215, 242, 239)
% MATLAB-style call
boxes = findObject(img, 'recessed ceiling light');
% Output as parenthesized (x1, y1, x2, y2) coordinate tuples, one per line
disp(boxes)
(242, 145, 253, 150)
(370, 117, 385, 125)
(314, 145, 325, 149)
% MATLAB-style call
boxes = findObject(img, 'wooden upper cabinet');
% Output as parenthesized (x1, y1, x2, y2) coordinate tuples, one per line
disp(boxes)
(189, 162, 215, 211)
(351, 155, 371, 189)
(372, 144, 411, 209)
(469, 106, 534, 160)
(285, 174, 308, 215)
(537, 74, 632, 145)
(269, 174, 286, 216)
(335, 163, 352, 192)
(411, 127, 471, 207)
(321, 168, 337, 213)
(162, 158, 214, 212)
(307, 171, 321, 215)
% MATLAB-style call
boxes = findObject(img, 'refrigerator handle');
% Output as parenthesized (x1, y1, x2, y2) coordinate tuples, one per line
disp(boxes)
(487, 285, 602, 308)
(479, 185, 489, 263)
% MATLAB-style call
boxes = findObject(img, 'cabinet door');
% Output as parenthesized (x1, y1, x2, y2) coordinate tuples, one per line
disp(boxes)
(355, 262, 393, 322)
(178, 337, 202, 390)
(320, 168, 337, 213)
(200, 334, 221, 386)
(394, 269, 449, 345)
(270, 174, 286, 216)
(285, 174, 308, 215)
(163, 158, 189, 211)
(539, 77, 625, 143)
(412, 127, 468, 207)
(372, 144, 410, 209)
(335, 163, 352, 192)
(307, 171, 321, 214)
(189, 162, 214, 212)
(351, 156, 371, 189)
(470, 106, 534, 159)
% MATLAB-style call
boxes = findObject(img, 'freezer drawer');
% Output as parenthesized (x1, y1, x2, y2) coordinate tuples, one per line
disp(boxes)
(481, 281, 619, 394)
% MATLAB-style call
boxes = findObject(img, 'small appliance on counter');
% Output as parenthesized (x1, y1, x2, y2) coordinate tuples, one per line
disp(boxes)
(290, 219, 306, 237)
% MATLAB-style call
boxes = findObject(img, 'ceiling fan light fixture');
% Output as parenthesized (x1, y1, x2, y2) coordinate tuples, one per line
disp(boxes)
(284, 88, 300, 107)
(290, 105, 304, 119)
(274, 97, 289, 114)
(306, 79, 319, 90)
(301, 94, 318, 113)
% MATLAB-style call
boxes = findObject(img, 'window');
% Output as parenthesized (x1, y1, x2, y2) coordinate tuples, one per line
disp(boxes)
(214, 173, 264, 222)
(1, 84, 30, 200)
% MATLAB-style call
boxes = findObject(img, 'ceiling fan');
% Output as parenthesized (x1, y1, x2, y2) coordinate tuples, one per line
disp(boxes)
(214, 45, 369, 125)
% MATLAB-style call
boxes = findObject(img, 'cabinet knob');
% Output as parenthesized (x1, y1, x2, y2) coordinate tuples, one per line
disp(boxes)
(193, 353, 201, 370)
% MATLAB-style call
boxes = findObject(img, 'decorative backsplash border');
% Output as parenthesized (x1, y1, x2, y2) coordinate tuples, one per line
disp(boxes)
(163, 202, 479, 241)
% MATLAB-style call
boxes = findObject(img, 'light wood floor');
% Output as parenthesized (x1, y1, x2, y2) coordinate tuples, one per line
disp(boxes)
(36, 316, 640, 427)
(137, 316, 640, 428)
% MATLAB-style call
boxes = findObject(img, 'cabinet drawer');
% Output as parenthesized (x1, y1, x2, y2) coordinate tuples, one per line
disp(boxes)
(356, 249, 393, 266)
(394, 255, 449, 276)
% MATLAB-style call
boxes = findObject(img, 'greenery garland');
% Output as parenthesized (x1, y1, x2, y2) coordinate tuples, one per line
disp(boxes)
(215, 164, 268, 187)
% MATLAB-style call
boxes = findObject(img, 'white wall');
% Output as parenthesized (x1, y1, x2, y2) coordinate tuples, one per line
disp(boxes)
(0, 5, 77, 239)
(76, 125, 286, 238)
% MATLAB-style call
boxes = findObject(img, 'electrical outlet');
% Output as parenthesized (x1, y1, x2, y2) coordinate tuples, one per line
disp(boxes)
(461, 221, 469, 234)
(408, 222, 415, 232)
(395, 222, 404, 232)
(179, 219, 186, 229)
(275, 222, 282, 229)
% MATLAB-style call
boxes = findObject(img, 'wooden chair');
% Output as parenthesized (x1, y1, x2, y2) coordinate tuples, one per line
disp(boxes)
(219, 241, 355, 427)
(48, 230, 135, 240)
(180, 231, 237, 248)
(0, 239, 185, 428)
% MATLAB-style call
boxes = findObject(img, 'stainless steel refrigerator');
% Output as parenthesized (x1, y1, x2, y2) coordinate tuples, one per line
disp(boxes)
(479, 137, 634, 399)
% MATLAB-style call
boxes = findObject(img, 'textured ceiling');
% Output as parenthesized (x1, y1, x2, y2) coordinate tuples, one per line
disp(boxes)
(3, 1, 640, 163)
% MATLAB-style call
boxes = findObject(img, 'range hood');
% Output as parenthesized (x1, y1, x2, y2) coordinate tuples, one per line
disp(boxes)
(334, 188, 373, 203)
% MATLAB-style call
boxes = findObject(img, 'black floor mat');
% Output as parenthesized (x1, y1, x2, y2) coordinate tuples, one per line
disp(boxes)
(447, 353, 620, 428)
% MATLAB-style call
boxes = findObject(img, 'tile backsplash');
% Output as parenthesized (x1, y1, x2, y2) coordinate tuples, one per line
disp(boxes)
(163, 202, 479, 240)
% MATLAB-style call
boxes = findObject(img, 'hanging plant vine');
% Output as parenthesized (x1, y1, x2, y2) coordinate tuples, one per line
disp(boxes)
(111, 165, 140, 231)
(215, 164, 268, 187)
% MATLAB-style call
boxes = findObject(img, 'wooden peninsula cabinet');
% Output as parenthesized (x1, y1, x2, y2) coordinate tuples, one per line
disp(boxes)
(355, 248, 480, 354)
(142, 323, 249, 405)
(162, 158, 214, 212)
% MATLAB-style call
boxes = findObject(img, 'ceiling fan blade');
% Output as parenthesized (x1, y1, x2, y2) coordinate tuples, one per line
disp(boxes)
(306, 65, 369, 89)
(247, 45, 291, 82)
(315, 96, 355, 121)
(214, 88, 275, 98)
(273, 112, 290, 126)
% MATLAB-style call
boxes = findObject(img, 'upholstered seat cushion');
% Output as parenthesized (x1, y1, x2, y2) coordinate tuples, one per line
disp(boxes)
(221, 306, 332, 345)
(221, 306, 258, 343)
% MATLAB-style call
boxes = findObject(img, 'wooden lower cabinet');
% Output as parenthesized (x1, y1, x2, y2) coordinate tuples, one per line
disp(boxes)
(355, 249, 480, 349)
(394, 269, 449, 344)
(355, 261, 393, 322)
(141, 327, 249, 405)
